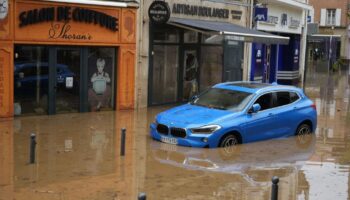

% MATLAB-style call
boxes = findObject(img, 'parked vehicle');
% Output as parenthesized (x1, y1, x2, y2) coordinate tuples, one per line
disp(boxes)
(150, 81, 317, 148)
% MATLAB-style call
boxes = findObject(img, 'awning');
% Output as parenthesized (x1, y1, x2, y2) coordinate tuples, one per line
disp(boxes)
(168, 18, 290, 45)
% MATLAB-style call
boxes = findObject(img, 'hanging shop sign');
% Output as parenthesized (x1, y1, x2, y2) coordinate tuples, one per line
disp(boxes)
(0, 0, 9, 20)
(148, 1, 171, 24)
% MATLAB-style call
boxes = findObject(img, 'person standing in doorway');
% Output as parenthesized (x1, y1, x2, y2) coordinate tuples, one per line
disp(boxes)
(184, 53, 198, 100)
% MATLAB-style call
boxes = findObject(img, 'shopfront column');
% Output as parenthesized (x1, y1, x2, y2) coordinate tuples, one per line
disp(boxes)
(0, 0, 14, 118)
(117, 45, 136, 109)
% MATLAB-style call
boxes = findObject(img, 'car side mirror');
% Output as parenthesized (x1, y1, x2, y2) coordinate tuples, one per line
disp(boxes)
(249, 103, 261, 114)
(190, 95, 198, 102)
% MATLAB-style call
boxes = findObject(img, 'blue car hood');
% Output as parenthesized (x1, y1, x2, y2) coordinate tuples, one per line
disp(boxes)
(157, 104, 236, 127)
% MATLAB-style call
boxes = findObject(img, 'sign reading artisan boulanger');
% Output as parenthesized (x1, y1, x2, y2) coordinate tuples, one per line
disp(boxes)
(172, 3, 242, 20)
(18, 6, 118, 41)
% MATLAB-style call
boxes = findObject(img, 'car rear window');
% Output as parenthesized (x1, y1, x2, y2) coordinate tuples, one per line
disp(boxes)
(290, 92, 300, 103)
(274, 91, 300, 107)
(276, 92, 291, 106)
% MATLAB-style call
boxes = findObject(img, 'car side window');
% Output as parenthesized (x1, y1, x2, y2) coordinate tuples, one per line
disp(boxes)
(275, 92, 291, 107)
(254, 93, 273, 111)
(290, 92, 300, 103)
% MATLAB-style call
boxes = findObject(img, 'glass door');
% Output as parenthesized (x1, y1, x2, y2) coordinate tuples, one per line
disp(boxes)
(151, 45, 179, 105)
(54, 47, 81, 114)
(14, 46, 50, 116)
(15, 45, 116, 116)
(182, 48, 199, 101)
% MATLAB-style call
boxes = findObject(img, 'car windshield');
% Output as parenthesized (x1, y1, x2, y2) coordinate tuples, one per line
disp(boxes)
(191, 88, 254, 111)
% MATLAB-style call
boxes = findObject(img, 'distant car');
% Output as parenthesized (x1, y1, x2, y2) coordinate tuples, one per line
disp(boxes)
(14, 62, 76, 95)
(150, 82, 317, 148)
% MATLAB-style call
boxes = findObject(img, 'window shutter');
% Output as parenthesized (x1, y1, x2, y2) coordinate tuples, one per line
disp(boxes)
(320, 9, 326, 26)
(335, 9, 341, 26)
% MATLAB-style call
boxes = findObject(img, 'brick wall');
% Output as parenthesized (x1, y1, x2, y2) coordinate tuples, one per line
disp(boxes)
(309, 0, 349, 27)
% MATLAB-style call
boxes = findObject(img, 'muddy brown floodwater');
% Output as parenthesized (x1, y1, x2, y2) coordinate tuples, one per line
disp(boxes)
(1, 62, 350, 200)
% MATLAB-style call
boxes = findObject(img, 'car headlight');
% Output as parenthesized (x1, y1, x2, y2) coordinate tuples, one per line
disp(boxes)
(190, 125, 221, 134)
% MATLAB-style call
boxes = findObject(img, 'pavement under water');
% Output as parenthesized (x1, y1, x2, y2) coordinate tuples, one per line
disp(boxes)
(1, 61, 350, 200)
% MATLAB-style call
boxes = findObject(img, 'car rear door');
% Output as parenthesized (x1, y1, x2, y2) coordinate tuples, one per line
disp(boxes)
(272, 91, 301, 137)
(244, 92, 277, 142)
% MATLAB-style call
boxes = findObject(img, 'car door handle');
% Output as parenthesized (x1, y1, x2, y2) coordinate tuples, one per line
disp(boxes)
(268, 113, 273, 116)
(293, 106, 298, 109)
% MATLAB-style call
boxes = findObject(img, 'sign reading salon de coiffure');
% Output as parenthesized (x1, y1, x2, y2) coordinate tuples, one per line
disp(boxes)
(148, 0, 247, 26)
(15, 2, 120, 43)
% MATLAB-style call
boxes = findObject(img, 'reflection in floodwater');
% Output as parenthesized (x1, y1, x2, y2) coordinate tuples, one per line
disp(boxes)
(147, 135, 316, 199)
(1, 62, 350, 199)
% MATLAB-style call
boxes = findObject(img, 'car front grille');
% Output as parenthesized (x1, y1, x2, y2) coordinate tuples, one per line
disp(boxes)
(157, 124, 169, 135)
(170, 127, 186, 138)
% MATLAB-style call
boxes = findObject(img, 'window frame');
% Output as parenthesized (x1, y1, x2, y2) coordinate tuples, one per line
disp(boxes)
(247, 90, 302, 113)
(251, 92, 274, 112)
(326, 9, 336, 26)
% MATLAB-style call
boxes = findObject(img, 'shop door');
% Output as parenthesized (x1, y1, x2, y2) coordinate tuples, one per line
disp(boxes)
(182, 48, 199, 101)
(52, 47, 81, 114)
(223, 40, 243, 82)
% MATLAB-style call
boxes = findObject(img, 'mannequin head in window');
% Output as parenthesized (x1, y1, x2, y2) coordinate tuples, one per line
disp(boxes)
(96, 58, 106, 74)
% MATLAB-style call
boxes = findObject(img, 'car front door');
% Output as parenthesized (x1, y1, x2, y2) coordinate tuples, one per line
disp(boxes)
(244, 92, 277, 142)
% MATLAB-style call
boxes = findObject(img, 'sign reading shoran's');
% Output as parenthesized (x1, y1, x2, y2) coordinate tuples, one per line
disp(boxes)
(19, 6, 119, 32)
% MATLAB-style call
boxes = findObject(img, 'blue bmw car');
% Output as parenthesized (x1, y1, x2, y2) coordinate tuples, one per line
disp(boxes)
(150, 82, 317, 148)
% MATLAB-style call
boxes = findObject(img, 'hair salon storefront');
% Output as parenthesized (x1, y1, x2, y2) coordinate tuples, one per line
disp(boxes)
(0, 0, 137, 117)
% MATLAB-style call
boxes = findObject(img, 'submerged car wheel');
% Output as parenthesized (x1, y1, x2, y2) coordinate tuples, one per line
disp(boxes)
(219, 134, 239, 148)
(296, 123, 312, 139)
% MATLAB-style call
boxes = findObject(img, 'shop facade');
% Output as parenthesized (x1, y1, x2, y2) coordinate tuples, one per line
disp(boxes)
(143, 0, 250, 106)
(251, 0, 310, 85)
(0, 0, 138, 117)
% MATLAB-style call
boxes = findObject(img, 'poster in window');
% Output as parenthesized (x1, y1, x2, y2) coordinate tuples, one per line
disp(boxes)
(88, 56, 113, 111)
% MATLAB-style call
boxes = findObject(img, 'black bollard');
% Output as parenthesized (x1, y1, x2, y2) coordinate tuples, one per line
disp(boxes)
(29, 133, 37, 164)
(120, 128, 126, 156)
(138, 193, 146, 200)
(271, 176, 279, 200)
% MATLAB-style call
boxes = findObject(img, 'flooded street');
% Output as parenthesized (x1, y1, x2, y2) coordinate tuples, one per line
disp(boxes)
(1, 62, 350, 200)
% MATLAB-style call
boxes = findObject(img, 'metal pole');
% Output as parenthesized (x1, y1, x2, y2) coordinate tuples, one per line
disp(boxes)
(138, 193, 146, 200)
(120, 128, 126, 156)
(29, 133, 36, 164)
(271, 176, 279, 200)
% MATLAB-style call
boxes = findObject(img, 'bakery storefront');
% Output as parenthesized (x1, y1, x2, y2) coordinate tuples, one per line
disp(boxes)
(0, 0, 137, 117)
(144, 0, 289, 106)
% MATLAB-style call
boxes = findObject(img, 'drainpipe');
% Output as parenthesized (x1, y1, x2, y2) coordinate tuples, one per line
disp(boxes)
(300, 0, 309, 88)
(246, 0, 254, 81)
